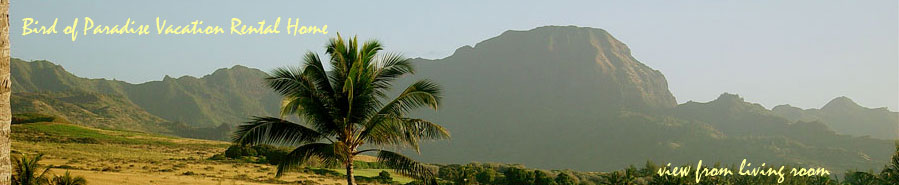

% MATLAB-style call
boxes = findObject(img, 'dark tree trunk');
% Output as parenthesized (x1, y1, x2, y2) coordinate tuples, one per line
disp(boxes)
(346, 162, 356, 185)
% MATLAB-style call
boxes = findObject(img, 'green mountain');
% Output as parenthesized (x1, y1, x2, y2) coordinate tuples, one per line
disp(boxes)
(772, 97, 899, 140)
(10, 58, 281, 135)
(399, 26, 894, 172)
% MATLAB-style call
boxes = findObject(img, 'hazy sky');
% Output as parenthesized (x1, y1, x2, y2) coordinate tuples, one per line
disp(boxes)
(10, 0, 898, 110)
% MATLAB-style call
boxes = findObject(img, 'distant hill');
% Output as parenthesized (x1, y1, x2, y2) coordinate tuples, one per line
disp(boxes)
(11, 58, 281, 128)
(772, 97, 899, 140)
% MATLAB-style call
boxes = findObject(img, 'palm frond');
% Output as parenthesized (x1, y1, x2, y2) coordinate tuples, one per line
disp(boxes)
(276, 143, 341, 177)
(376, 80, 442, 117)
(266, 66, 340, 134)
(52, 171, 87, 185)
(12, 153, 50, 185)
(266, 66, 309, 97)
(301, 52, 335, 99)
(360, 116, 450, 151)
(376, 150, 437, 180)
(232, 117, 325, 146)
(360, 39, 383, 65)
(371, 52, 414, 97)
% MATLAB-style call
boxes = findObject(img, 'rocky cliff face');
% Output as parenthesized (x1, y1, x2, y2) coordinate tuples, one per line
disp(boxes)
(402, 26, 682, 169)
(413, 26, 676, 113)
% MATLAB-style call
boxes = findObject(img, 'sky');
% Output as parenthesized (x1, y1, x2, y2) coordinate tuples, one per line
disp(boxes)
(9, 0, 898, 110)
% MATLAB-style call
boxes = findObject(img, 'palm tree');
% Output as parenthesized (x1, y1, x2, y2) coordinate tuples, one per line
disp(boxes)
(880, 146, 899, 184)
(51, 171, 86, 185)
(12, 154, 51, 185)
(233, 34, 449, 185)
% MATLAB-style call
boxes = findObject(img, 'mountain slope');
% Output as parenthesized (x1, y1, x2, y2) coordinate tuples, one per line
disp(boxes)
(396, 26, 894, 172)
(11, 58, 281, 128)
(11, 91, 169, 132)
(673, 94, 892, 170)
(400, 25, 678, 169)
(772, 97, 899, 140)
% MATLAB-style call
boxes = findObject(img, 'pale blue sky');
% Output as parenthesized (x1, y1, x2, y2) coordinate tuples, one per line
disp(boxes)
(9, 0, 898, 110)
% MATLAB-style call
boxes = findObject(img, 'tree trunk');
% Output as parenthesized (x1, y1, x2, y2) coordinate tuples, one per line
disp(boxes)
(346, 162, 356, 185)
(0, 0, 10, 184)
(0, 0, 11, 184)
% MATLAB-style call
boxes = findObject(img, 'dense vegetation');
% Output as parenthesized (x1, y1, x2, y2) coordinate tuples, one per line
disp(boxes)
(402, 146, 899, 185)
(209, 144, 290, 165)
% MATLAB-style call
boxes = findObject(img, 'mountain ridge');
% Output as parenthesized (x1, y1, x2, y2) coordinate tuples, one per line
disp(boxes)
(772, 96, 898, 140)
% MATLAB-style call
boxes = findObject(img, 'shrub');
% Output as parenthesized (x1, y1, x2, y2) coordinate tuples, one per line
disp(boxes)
(65, 137, 100, 144)
(224, 145, 257, 158)
(555, 173, 577, 185)
(12, 113, 63, 124)
(476, 168, 499, 184)
(251, 145, 288, 165)
(221, 144, 290, 165)
(378, 170, 394, 183)
(354, 161, 389, 169)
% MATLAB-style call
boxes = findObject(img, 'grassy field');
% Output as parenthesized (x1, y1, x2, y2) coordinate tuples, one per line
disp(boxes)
(11, 121, 411, 185)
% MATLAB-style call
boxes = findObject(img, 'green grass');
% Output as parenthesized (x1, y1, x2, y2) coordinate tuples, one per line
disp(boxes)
(10, 122, 222, 147)
(20, 123, 127, 139)
(11, 122, 230, 165)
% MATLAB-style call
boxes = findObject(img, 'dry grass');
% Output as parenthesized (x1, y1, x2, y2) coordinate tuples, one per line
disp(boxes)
(10, 122, 401, 185)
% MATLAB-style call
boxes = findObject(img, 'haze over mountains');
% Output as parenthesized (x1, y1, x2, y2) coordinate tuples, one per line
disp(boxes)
(10, 26, 898, 173)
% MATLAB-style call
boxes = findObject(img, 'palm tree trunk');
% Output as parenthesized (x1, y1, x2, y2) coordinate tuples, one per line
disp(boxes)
(346, 162, 356, 185)
(0, 0, 11, 184)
